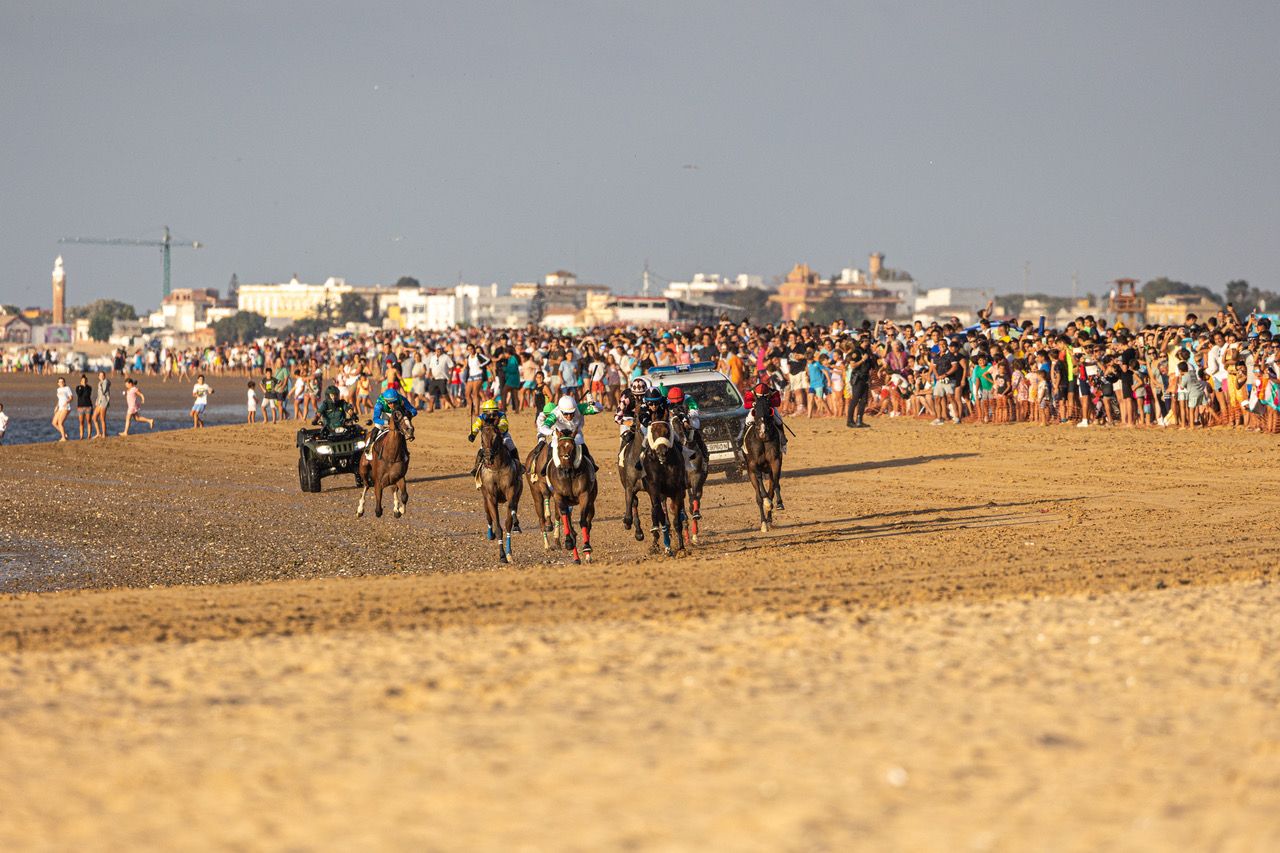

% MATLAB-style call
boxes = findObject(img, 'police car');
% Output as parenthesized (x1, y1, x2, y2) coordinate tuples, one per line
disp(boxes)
(646, 361, 747, 479)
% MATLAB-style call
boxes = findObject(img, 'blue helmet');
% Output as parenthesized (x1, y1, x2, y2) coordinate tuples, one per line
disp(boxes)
(379, 388, 401, 405)
(643, 388, 664, 404)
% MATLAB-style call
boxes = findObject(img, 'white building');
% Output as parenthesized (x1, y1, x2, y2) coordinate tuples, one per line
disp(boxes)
(237, 276, 396, 323)
(393, 284, 529, 331)
(913, 287, 1001, 324)
(663, 273, 763, 303)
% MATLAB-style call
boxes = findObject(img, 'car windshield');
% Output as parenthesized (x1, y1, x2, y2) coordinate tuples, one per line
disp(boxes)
(667, 378, 743, 413)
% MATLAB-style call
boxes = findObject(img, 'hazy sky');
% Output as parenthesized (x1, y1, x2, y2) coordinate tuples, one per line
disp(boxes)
(3, 1, 1278, 310)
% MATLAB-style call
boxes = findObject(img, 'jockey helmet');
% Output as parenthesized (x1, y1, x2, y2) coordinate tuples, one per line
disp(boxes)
(480, 399, 500, 415)
(753, 381, 770, 396)
(556, 395, 578, 416)
(666, 386, 684, 404)
(379, 388, 400, 405)
(628, 376, 651, 396)
(642, 388, 664, 405)
(325, 385, 339, 398)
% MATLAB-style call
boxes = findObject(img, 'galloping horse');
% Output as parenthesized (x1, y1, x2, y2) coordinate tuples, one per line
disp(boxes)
(671, 414, 707, 545)
(545, 429, 598, 564)
(617, 421, 647, 542)
(524, 438, 556, 551)
(641, 419, 688, 556)
(743, 393, 784, 532)
(356, 406, 414, 519)
(477, 421, 522, 563)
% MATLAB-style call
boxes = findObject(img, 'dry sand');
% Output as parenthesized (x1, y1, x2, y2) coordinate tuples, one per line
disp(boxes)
(1, 387, 1277, 850)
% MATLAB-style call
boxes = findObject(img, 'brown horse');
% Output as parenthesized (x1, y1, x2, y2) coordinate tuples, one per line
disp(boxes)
(477, 421, 522, 563)
(743, 392, 784, 531)
(545, 430, 597, 564)
(524, 437, 556, 551)
(356, 406, 413, 519)
(670, 414, 707, 545)
(641, 419, 688, 556)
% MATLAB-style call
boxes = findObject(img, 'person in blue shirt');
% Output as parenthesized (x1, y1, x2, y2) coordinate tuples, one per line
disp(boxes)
(367, 387, 417, 455)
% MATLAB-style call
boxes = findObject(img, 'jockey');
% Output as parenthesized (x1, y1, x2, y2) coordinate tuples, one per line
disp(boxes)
(636, 386, 669, 432)
(540, 394, 600, 472)
(667, 385, 708, 461)
(315, 385, 355, 434)
(742, 380, 787, 454)
(615, 376, 652, 448)
(468, 398, 517, 455)
(366, 386, 417, 456)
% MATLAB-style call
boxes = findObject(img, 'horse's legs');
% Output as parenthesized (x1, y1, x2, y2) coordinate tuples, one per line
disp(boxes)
(747, 460, 768, 532)
(392, 477, 406, 518)
(504, 499, 515, 563)
(579, 490, 595, 563)
(356, 484, 369, 518)
(374, 475, 385, 518)
(631, 492, 644, 541)
(670, 495, 686, 553)
(648, 490, 666, 555)
(622, 484, 634, 530)
(771, 456, 784, 512)
(560, 499, 579, 563)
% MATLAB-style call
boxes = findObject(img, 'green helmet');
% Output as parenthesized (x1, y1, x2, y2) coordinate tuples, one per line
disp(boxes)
(325, 385, 339, 398)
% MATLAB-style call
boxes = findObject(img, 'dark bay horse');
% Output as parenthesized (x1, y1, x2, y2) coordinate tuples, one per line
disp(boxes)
(743, 393, 784, 532)
(545, 430, 597, 564)
(477, 421, 522, 563)
(641, 419, 688, 556)
(524, 438, 556, 551)
(671, 414, 707, 545)
(356, 406, 413, 519)
(617, 421, 646, 542)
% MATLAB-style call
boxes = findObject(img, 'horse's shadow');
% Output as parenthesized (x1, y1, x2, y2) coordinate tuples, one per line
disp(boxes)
(785, 453, 978, 479)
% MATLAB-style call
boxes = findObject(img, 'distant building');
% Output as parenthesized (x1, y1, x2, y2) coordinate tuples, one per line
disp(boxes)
(149, 288, 221, 333)
(511, 270, 611, 325)
(391, 284, 529, 331)
(663, 273, 763, 303)
(1146, 293, 1221, 326)
(237, 276, 396, 322)
(913, 287, 1002, 325)
(771, 263, 902, 322)
(0, 314, 33, 343)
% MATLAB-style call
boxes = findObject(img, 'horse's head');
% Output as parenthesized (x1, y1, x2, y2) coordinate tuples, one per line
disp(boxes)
(479, 420, 501, 464)
(646, 419, 673, 452)
(555, 430, 578, 469)
(751, 392, 773, 420)
(391, 405, 414, 442)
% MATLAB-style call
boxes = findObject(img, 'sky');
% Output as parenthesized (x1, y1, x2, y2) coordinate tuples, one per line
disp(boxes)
(3, 1, 1278, 311)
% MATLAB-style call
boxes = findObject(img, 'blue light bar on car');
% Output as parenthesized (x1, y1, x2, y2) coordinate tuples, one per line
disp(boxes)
(648, 360, 717, 375)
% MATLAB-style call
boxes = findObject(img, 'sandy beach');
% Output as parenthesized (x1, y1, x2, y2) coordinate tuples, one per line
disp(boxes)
(1, 395, 1277, 850)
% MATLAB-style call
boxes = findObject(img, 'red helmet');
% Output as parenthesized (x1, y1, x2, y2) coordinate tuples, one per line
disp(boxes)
(666, 386, 684, 404)
(754, 382, 770, 396)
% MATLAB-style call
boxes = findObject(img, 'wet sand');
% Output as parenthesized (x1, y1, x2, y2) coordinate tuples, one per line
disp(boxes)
(1, 403, 1277, 849)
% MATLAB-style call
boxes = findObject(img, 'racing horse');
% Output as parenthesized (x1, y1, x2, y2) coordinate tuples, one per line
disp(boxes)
(641, 419, 688, 556)
(524, 438, 557, 551)
(617, 420, 647, 542)
(477, 421, 523, 563)
(670, 414, 707, 545)
(356, 406, 414, 519)
(743, 392, 784, 532)
(544, 429, 598, 564)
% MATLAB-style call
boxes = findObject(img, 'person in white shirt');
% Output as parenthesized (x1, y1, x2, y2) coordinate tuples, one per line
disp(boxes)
(191, 374, 214, 428)
(53, 377, 73, 442)
(0, 403, 9, 444)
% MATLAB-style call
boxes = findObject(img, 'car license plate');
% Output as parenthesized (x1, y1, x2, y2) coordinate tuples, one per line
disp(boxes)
(709, 451, 735, 462)
(707, 440, 732, 452)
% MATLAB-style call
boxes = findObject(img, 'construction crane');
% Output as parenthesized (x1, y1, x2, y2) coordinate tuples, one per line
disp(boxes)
(58, 226, 203, 300)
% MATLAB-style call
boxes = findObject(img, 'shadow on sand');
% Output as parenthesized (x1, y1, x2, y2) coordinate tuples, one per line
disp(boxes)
(785, 453, 979, 479)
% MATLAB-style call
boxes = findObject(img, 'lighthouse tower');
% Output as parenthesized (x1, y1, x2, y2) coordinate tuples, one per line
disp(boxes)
(52, 256, 66, 326)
